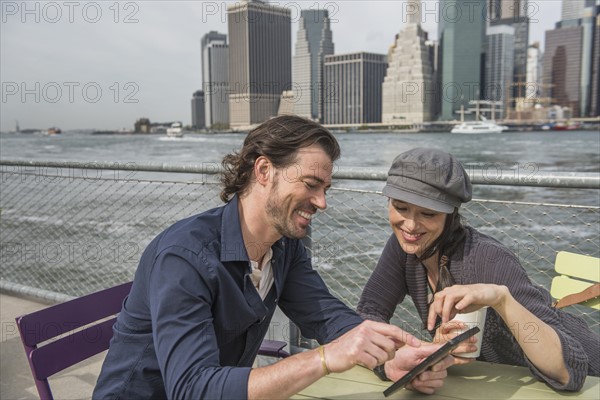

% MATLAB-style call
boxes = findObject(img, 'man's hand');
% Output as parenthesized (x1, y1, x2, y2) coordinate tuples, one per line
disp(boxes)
(384, 343, 455, 394)
(323, 320, 421, 373)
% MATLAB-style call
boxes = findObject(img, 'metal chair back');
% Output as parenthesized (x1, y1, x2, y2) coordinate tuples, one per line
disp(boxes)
(16, 281, 289, 399)
(15, 282, 133, 400)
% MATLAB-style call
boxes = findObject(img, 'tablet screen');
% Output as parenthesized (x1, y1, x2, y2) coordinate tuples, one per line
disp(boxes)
(383, 326, 480, 397)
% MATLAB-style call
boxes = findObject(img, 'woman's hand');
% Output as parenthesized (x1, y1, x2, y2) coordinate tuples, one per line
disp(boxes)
(384, 343, 455, 394)
(427, 284, 509, 330)
(433, 321, 478, 365)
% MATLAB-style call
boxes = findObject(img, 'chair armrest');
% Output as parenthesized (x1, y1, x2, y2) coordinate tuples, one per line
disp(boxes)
(258, 340, 290, 358)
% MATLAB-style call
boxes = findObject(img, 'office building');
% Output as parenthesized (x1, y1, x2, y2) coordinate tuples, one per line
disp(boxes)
(323, 52, 387, 125)
(579, 7, 597, 116)
(485, 25, 515, 119)
(292, 9, 334, 122)
(201, 31, 229, 128)
(381, 0, 436, 124)
(489, 1, 530, 111)
(591, 13, 600, 116)
(488, 0, 529, 20)
(277, 91, 295, 116)
(191, 90, 206, 129)
(227, 0, 291, 128)
(525, 42, 543, 104)
(544, 26, 584, 117)
(438, 0, 486, 120)
(544, 4, 599, 117)
(562, 0, 596, 21)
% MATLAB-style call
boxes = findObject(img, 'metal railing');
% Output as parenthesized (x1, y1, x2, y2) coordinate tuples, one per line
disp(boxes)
(1, 160, 598, 339)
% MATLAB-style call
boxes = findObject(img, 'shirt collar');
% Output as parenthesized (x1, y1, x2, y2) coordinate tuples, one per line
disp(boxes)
(220, 195, 249, 262)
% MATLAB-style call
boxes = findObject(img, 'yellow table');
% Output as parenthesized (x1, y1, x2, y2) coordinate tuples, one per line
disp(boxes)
(293, 361, 600, 399)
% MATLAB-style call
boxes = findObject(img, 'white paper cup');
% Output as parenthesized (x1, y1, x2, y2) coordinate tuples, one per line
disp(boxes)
(451, 307, 488, 358)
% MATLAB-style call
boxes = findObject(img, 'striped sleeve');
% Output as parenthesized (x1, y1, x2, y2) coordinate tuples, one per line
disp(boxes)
(468, 236, 591, 391)
(357, 234, 408, 323)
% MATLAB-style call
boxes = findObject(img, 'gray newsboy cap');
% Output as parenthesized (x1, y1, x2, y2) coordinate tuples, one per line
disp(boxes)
(382, 148, 472, 213)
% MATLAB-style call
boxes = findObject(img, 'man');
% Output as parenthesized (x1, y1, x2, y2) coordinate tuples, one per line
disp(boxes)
(94, 116, 452, 399)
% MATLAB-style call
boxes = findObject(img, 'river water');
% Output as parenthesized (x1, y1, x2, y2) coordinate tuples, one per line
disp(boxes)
(1, 130, 599, 173)
(1, 130, 599, 334)
(2, 129, 599, 205)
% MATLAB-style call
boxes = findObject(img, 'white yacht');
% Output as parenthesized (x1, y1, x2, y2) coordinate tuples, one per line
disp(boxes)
(166, 122, 183, 138)
(451, 118, 508, 134)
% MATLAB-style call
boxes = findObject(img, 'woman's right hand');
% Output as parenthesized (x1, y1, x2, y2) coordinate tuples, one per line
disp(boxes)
(427, 284, 508, 329)
(432, 321, 477, 365)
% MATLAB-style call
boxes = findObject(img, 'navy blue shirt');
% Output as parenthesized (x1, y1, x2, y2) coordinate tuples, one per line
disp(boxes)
(93, 196, 363, 399)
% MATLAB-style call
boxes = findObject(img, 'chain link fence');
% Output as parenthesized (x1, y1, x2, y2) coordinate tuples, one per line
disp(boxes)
(1, 161, 598, 340)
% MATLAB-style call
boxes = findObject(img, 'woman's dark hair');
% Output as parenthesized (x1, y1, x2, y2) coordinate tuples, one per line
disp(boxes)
(417, 208, 467, 291)
(220, 115, 340, 203)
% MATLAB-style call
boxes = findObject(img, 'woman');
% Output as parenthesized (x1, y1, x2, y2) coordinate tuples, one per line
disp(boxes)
(357, 148, 599, 392)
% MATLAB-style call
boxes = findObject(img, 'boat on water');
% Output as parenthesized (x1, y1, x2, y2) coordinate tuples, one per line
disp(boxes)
(166, 122, 183, 138)
(451, 118, 508, 134)
(543, 122, 582, 131)
(45, 127, 62, 135)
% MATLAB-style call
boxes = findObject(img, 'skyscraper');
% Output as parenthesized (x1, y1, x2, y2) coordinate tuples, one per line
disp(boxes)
(227, 0, 291, 128)
(488, 0, 529, 20)
(579, 6, 597, 116)
(438, 0, 486, 120)
(562, 0, 596, 21)
(591, 13, 600, 116)
(292, 9, 334, 122)
(323, 52, 387, 125)
(381, 0, 436, 124)
(544, 3, 599, 117)
(201, 31, 229, 129)
(191, 90, 206, 129)
(544, 26, 584, 117)
(485, 25, 515, 119)
(488, 1, 530, 112)
(526, 42, 543, 103)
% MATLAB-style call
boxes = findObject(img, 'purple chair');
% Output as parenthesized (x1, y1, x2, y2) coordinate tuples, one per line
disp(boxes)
(15, 282, 133, 400)
(16, 281, 288, 400)
(257, 338, 290, 358)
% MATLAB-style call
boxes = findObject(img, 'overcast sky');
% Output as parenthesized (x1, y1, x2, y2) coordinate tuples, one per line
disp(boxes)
(0, 0, 562, 132)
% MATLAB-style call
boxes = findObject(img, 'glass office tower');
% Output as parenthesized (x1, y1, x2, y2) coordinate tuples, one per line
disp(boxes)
(438, 0, 486, 120)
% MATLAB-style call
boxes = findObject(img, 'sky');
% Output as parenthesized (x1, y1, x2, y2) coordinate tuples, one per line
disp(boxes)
(0, 0, 562, 132)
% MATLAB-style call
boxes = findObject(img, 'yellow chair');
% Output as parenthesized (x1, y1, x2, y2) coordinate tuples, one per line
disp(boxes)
(550, 251, 600, 310)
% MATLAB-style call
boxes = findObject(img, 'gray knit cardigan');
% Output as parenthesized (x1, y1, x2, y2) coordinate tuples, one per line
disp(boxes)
(357, 226, 599, 392)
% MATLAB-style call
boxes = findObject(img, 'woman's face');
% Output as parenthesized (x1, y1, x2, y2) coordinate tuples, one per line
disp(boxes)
(388, 199, 447, 258)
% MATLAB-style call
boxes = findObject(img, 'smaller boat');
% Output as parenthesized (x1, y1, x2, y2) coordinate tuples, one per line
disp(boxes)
(45, 127, 62, 135)
(166, 122, 183, 138)
(451, 117, 507, 134)
(551, 122, 581, 131)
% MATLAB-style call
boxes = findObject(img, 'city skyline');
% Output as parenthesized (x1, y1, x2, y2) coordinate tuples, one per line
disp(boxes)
(1, 1, 563, 131)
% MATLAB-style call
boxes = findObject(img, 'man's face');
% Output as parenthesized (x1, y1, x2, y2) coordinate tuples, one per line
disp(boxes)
(265, 145, 333, 239)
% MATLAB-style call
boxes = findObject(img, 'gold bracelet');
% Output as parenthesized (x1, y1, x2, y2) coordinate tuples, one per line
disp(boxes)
(318, 345, 330, 375)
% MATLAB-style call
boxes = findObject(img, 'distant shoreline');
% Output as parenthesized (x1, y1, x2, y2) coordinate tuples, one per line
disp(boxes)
(2, 124, 599, 136)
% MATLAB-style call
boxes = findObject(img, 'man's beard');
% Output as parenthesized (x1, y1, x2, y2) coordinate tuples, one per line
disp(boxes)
(265, 180, 308, 240)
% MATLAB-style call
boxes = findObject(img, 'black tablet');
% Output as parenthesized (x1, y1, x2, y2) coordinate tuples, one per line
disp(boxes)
(382, 326, 480, 397)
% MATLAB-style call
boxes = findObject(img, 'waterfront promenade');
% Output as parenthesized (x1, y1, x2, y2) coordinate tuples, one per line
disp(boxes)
(1, 291, 102, 399)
